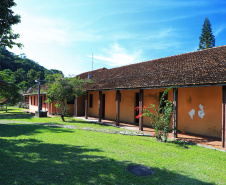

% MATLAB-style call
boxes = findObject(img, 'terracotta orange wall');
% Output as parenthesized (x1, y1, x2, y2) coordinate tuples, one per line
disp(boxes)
(87, 88, 173, 124)
(88, 91, 99, 117)
(29, 95, 38, 113)
(29, 94, 47, 112)
(46, 101, 57, 114)
(103, 90, 116, 120)
(25, 96, 29, 103)
(85, 87, 222, 138)
(178, 86, 222, 138)
(67, 104, 74, 116)
(120, 89, 139, 123)
(77, 95, 85, 116)
(143, 88, 173, 126)
(41, 95, 48, 111)
(29, 94, 60, 115)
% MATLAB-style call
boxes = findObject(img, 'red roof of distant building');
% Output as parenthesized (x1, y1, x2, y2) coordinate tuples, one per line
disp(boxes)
(77, 67, 107, 80)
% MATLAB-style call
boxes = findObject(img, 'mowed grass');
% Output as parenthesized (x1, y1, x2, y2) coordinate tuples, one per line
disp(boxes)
(0, 107, 226, 184)
(0, 107, 124, 132)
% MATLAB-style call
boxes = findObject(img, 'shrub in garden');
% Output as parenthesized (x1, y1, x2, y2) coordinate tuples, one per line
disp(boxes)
(136, 87, 173, 142)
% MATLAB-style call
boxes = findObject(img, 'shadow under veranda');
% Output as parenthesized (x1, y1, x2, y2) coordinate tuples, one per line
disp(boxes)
(0, 125, 215, 184)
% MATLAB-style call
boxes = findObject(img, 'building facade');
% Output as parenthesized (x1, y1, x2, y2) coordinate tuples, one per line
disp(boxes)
(25, 46, 226, 147)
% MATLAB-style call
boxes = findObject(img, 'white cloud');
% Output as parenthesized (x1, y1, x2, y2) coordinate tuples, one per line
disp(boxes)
(145, 28, 174, 39)
(13, 10, 103, 46)
(12, 11, 70, 45)
(214, 25, 226, 37)
(93, 43, 142, 67)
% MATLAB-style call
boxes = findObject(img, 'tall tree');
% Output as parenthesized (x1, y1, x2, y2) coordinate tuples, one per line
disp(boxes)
(27, 69, 41, 86)
(198, 17, 215, 50)
(0, 0, 22, 48)
(0, 71, 21, 108)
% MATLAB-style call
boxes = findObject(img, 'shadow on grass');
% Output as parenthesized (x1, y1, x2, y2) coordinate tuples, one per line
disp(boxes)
(66, 119, 114, 127)
(167, 140, 195, 149)
(0, 108, 28, 113)
(0, 125, 214, 184)
(0, 112, 35, 120)
(0, 124, 73, 137)
(66, 119, 96, 124)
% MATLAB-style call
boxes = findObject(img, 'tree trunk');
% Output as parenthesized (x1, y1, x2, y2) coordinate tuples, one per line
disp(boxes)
(61, 115, 65, 122)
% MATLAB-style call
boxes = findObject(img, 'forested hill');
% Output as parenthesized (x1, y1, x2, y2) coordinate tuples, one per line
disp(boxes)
(0, 47, 48, 74)
(0, 47, 63, 91)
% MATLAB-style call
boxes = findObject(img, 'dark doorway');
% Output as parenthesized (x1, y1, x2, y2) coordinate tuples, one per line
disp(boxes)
(135, 93, 139, 124)
(159, 92, 168, 113)
(89, 94, 93, 108)
(102, 94, 105, 119)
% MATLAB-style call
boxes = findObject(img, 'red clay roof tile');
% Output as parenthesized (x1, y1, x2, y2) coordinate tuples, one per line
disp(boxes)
(83, 46, 226, 90)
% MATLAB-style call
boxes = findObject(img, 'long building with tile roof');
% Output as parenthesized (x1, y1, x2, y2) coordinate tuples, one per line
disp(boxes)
(24, 46, 226, 149)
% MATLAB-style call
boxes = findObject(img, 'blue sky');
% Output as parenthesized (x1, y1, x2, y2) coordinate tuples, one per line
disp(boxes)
(10, 0, 226, 76)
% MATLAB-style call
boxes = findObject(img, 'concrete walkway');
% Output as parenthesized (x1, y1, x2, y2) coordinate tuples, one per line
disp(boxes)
(76, 116, 225, 151)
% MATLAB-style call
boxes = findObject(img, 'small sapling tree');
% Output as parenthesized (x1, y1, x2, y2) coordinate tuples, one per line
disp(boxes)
(46, 75, 85, 121)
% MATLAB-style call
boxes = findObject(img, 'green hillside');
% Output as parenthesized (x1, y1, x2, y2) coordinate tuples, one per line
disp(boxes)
(0, 47, 63, 91)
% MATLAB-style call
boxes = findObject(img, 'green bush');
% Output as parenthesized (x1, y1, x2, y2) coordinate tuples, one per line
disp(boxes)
(137, 87, 173, 142)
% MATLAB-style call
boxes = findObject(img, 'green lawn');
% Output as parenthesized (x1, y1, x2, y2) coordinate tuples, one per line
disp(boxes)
(0, 107, 225, 184)
(0, 107, 126, 133)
